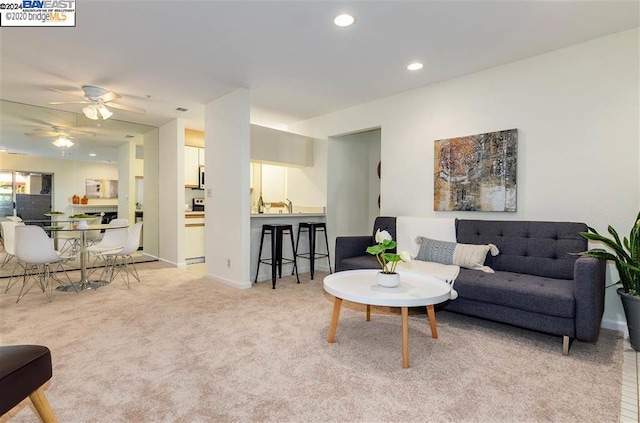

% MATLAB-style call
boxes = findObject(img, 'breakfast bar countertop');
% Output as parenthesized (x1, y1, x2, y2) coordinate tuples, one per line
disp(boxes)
(250, 213, 325, 218)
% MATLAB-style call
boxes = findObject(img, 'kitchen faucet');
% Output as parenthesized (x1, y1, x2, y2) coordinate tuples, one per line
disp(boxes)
(285, 198, 293, 214)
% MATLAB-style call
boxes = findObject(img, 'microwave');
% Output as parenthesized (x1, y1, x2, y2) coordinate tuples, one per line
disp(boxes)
(198, 166, 205, 189)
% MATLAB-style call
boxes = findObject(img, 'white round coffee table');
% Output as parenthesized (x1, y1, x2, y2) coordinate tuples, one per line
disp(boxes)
(323, 269, 452, 369)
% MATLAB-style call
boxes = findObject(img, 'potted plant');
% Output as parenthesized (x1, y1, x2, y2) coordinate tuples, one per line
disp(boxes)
(69, 213, 98, 229)
(366, 229, 411, 288)
(579, 211, 640, 350)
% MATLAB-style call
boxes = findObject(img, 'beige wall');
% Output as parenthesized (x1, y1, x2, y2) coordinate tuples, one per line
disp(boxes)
(0, 153, 118, 212)
(290, 29, 640, 331)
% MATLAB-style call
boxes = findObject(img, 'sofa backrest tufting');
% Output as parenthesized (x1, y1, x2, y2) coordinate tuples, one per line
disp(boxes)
(455, 219, 588, 280)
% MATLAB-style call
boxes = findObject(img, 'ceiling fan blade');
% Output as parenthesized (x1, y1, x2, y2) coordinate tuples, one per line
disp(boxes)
(98, 91, 120, 103)
(49, 100, 90, 105)
(105, 102, 146, 115)
(47, 87, 85, 99)
(25, 131, 57, 137)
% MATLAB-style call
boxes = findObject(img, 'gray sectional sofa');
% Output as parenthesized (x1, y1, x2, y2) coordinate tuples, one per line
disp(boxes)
(335, 216, 606, 354)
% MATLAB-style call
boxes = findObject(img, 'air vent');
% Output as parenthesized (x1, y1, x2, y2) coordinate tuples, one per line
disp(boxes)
(176, 107, 188, 112)
(125, 134, 135, 138)
(8, 152, 27, 155)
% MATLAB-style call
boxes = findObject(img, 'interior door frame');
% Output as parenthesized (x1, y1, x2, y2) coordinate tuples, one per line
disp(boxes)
(0, 170, 55, 219)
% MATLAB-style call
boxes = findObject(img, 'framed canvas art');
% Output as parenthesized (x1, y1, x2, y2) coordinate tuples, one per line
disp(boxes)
(85, 179, 118, 199)
(434, 128, 517, 212)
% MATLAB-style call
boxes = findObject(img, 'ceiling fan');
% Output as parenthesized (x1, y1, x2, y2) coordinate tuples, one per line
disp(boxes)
(24, 125, 83, 148)
(48, 85, 146, 120)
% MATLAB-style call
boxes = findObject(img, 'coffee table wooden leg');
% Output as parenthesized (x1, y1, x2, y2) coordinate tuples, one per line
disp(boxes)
(426, 305, 438, 339)
(366, 304, 371, 321)
(328, 297, 343, 343)
(402, 306, 409, 369)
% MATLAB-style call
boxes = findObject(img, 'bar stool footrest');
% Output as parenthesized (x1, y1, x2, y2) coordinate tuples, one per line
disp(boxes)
(296, 252, 330, 259)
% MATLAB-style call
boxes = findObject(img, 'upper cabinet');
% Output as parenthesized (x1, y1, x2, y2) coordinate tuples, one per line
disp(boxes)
(250, 124, 313, 167)
(185, 146, 200, 187)
(198, 147, 205, 167)
(185, 129, 205, 187)
(185, 129, 205, 148)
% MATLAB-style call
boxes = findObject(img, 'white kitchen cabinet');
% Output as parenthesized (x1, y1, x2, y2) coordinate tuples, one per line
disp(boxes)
(185, 213, 205, 259)
(250, 124, 313, 167)
(185, 146, 200, 187)
(198, 147, 205, 167)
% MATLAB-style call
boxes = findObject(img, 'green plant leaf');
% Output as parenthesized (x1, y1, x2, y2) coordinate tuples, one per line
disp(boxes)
(578, 250, 617, 262)
(382, 239, 397, 250)
(579, 212, 640, 296)
(581, 231, 632, 262)
(366, 245, 384, 255)
(382, 253, 401, 262)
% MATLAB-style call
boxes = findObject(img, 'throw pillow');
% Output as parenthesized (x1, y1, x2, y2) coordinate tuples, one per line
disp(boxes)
(415, 236, 499, 273)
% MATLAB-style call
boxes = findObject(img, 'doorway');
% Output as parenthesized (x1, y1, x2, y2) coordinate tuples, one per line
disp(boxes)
(327, 129, 381, 240)
(0, 171, 54, 222)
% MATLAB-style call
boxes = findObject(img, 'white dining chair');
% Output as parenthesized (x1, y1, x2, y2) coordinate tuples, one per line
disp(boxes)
(14, 225, 76, 303)
(56, 221, 82, 257)
(86, 218, 129, 275)
(84, 216, 105, 246)
(100, 222, 143, 288)
(2, 221, 25, 293)
(1, 221, 23, 268)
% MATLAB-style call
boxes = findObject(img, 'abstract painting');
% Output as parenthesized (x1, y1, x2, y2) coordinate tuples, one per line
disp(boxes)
(434, 128, 517, 212)
(85, 179, 119, 199)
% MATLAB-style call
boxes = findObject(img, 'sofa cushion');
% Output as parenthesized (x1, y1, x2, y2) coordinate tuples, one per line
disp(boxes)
(415, 237, 499, 273)
(456, 219, 587, 280)
(454, 268, 575, 318)
(339, 255, 380, 271)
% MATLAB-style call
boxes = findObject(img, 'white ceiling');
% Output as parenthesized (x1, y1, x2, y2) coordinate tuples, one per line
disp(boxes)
(0, 1, 638, 159)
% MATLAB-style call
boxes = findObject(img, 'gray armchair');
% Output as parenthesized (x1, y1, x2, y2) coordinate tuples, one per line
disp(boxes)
(335, 216, 397, 271)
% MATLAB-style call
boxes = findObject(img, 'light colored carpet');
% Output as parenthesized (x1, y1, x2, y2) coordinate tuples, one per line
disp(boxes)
(0, 262, 623, 422)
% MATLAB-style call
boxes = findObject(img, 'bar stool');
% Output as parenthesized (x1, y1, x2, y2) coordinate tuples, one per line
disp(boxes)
(295, 222, 332, 280)
(254, 224, 300, 289)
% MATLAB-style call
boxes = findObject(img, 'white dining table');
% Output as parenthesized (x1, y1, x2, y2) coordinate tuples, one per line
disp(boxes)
(45, 223, 125, 291)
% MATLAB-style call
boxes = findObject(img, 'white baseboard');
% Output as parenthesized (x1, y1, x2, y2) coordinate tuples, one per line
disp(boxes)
(601, 317, 628, 334)
(205, 273, 252, 289)
(157, 257, 187, 268)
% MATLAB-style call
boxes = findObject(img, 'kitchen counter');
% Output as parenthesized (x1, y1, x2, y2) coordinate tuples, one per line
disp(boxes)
(251, 213, 325, 218)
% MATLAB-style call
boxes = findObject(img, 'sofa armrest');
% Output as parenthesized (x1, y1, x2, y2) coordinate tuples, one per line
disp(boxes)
(573, 256, 606, 342)
(335, 236, 373, 272)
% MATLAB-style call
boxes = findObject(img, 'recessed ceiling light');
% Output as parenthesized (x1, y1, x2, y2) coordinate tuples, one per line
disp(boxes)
(334, 14, 355, 27)
(407, 62, 424, 71)
(89, 153, 97, 157)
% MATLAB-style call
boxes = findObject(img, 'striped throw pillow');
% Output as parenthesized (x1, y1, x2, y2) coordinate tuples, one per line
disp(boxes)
(415, 237, 499, 273)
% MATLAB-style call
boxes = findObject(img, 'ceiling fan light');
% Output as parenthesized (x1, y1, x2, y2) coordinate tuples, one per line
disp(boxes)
(52, 137, 74, 148)
(97, 104, 113, 120)
(83, 105, 98, 120)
